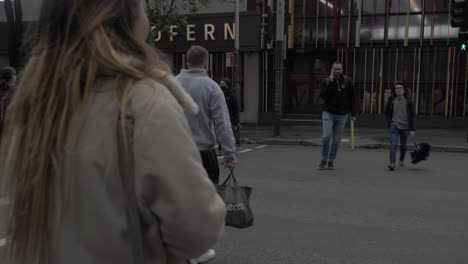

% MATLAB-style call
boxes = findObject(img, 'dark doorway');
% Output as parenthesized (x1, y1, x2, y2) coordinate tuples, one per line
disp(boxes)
(285, 50, 337, 114)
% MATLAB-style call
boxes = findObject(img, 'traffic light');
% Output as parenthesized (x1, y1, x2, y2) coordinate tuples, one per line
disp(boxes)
(262, 6, 274, 42)
(459, 29, 468, 52)
(451, 0, 468, 28)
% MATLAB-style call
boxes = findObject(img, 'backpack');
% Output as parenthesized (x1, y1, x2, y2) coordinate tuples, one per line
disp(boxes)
(410, 143, 431, 164)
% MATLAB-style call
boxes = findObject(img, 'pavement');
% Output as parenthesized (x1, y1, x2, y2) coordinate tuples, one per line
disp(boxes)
(239, 125, 468, 153)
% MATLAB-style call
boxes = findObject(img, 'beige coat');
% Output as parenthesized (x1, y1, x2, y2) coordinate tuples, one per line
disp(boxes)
(36, 74, 226, 263)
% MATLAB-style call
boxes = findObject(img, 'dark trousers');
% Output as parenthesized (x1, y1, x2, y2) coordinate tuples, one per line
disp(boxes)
(389, 125, 409, 163)
(200, 149, 220, 184)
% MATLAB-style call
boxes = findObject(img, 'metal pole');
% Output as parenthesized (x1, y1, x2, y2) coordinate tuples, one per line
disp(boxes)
(234, 0, 240, 100)
(274, 0, 285, 136)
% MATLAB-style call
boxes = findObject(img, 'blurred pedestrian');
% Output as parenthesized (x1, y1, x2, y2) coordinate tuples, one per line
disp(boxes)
(175, 45, 237, 264)
(0, 1, 226, 264)
(219, 78, 240, 147)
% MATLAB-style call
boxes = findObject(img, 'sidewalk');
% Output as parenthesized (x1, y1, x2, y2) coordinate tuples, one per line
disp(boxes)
(239, 125, 468, 153)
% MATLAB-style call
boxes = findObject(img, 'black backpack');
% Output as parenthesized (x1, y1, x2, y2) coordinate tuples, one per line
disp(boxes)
(410, 143, 431, 164)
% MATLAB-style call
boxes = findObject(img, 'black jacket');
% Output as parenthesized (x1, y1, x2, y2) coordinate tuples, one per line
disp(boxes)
(319, 75, 356, 116)
(223, 91, 240, 126)
(384, 96, 416, 131)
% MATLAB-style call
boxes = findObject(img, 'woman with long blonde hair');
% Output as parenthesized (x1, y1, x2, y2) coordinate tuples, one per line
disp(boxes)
(0, 0, 226, 263)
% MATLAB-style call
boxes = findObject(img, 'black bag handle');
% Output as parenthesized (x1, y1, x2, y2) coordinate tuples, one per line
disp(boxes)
(219, 168, 240, 187)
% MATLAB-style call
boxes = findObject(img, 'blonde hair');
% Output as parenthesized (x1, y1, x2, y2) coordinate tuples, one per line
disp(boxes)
(0, 0, 170, 263)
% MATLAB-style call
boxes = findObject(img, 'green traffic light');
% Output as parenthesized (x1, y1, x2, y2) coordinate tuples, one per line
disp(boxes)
(462, 43, 467, 51)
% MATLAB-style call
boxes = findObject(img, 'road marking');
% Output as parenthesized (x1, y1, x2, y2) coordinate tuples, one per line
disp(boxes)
(341, 139, 350, 142)
(217, 156, 223, 160)
(254, 145, 268, 149)
(238, 149, 253, 153)
(0, 238, 6, 247)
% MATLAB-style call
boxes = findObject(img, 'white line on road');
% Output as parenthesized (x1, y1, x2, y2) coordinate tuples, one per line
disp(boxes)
(238, 149, 253, 153)
(0, 238, 6, 247)
(254, 145, 268, 149)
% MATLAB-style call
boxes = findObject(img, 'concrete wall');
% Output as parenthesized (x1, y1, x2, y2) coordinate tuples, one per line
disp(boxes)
(240, 52, 259, 123)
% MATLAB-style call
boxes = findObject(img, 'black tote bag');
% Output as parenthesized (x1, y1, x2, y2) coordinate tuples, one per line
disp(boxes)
(215, 169, 254, 229)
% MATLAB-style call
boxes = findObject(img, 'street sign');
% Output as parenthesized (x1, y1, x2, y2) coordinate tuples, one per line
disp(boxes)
(226, 52, 235, 67)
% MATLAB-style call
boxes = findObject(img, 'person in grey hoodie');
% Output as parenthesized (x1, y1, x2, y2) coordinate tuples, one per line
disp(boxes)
(175, 45, 237, 183)
(385, 82, 416, 171)
(175, 45, 237, 263)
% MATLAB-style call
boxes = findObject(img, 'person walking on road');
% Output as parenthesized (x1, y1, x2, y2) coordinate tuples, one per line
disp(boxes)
(219, 78, 241, 147)
(0, 1, 226, 264)
(175, 45, 237, 263)
(385, 82, 416, 171)
(318, 61, 356, 170)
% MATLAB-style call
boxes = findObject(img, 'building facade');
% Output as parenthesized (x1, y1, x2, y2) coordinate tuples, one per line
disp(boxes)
(1, 0, 467, 127)
(262, 0, 467, 128)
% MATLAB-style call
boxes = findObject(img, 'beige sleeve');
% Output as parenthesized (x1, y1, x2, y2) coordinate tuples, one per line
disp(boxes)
(132, 82, 226, 259)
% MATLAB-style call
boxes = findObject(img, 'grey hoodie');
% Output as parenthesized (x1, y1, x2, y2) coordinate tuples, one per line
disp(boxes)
(175, 69, 236, 158)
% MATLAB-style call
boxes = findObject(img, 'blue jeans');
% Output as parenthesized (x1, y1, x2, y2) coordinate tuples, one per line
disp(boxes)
(321, 111, 349, 161)
(389, 125, 409, 164)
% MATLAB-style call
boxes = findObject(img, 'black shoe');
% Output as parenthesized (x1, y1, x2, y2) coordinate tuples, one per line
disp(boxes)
(317, 160, 327, 170)
(327, 161, 335, 170)
(388, 163, 395, 171)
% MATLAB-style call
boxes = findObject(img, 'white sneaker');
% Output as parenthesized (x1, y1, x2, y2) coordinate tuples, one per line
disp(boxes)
(196, 249, 216, 263)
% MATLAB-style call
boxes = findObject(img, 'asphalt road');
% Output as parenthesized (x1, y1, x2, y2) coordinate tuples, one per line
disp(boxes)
(211, 145, 468, 264)
(1, 145, 467, 264)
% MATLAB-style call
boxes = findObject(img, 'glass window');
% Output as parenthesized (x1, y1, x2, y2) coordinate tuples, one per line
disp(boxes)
(423, 13, 458, 40)
(359, 16, 374, 43)
(393, 15, 422, 40)
(425, 0, 449, 12)
(337, 0, 352, 16)
(317, 18, 326, 44)
(389, 0, 423, 13)
(373, 0, 387, 14)
(338, 17, 356, 43)
(338, 17, 347, 43)
(294, 18, 315, 47)
(296, 0, 318, 19)
(315, 0, 333, 17)
(390, 0, 405, 13)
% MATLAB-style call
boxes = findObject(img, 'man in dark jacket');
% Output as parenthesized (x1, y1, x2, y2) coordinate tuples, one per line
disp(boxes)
(385, 82, 416, 170)
(219, 78, 240, 146)
(318, 61, 356, 170)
